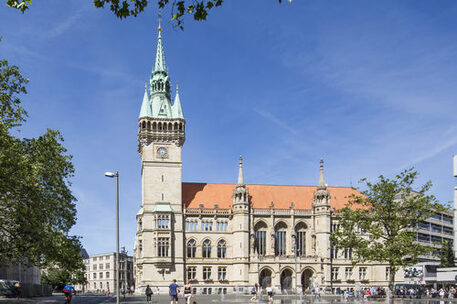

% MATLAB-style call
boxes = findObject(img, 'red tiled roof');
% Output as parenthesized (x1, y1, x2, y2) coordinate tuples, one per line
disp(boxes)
(182, 182, 361, 210)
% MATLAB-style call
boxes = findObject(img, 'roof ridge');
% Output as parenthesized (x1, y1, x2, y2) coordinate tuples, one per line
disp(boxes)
(181, 181, 354, 188)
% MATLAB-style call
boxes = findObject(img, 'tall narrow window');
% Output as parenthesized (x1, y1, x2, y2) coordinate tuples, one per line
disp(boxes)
(203, 267, 212, 280)
(202, 239, 211, 258)
(158, 238, 169, 257)
(274, 222, 287, 256)
(218, 267, 227, 280)
(359, 267, 367, 280)
(217, 240, 227, 258)
(344, 248, 352, 259)
(330, 245, 338, 259)
(254, 221, 267, 255)
(331, 267, 339, 280)
(187, 267, 196, 280)
(345, 267, 353, 280)
(295, 222, 307, 256)
(157, 215, 169, 229)
(187, 239, 196, 258)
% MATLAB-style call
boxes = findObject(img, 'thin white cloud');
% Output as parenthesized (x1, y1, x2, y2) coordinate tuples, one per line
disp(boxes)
(44, 8, 86, 39)
(253, 108, 298, 135)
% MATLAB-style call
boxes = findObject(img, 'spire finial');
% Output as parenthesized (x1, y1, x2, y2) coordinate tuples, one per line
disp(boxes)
(158, 11, 162, 39)
(318, 159, 326, 190)
(176, 84, 179, 93)
(237, 155, 244, 186)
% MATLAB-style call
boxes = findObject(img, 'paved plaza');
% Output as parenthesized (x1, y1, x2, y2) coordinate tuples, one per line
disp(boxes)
(2, 295, 457, 304)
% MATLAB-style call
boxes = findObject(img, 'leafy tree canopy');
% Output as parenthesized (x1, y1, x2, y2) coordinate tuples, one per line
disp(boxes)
(42, 267, 86, 291)
(330, 168, 446, 291)
(6, 0, 288, 29)
(0, 38, 83, 273)
(440, 240, 455, 268)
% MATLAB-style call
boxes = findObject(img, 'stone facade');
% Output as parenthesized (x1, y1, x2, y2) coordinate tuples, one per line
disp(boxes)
(78, 251, 133, 293)
(133, 24, 401, 295)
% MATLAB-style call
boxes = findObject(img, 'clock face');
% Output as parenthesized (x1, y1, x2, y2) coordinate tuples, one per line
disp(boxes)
(157, 147, 168, 158)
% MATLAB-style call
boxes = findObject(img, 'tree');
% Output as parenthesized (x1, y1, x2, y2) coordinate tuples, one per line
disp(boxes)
(0, 38, 84, 273)
(6, 0, 289, 29)
(330, 168, 445, 292)
(42, 267, 87, 291)
(439, 240, 455, 268)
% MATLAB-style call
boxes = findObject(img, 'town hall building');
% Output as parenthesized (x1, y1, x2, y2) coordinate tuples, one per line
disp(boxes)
(133, 24, 398, 295)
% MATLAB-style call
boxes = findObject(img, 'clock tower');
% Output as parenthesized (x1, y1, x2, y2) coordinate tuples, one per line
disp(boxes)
(135, 22, 185, 290)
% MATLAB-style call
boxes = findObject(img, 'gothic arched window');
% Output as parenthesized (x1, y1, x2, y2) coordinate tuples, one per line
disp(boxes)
(254, 221, 267, 256)
(187, 239, 196, 258)
(274, 221, 287, 256)
(202, 239, 211, 258)
(217, 240, 227, 258)
(295, 222, 307, 256)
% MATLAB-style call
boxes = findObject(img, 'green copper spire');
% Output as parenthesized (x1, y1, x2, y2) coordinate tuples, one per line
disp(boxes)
(172, 85, 184, 119)
(149, 19, 171, 99)
(139, 84, 152, 118)
(154, 21, 167, 72)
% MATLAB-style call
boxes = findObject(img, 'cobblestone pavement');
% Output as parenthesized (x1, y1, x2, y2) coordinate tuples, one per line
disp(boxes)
(1, 295, 457, 304)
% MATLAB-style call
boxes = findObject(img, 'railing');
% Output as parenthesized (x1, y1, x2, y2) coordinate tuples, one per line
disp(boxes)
(185, 208, 231, 215)
(184, 207, 312, 215)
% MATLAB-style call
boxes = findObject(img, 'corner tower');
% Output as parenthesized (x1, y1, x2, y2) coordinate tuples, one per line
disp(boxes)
(135, 22, 186, 290)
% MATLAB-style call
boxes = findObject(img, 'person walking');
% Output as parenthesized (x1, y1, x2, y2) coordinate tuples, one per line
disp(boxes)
(250, 283, 258, 301)
(183, 280, 193, 304)
(145, 285, 153, 303)
(169, 279, 180, 304)
(13, 282, 21, 301)
(266, 284, 273, 303)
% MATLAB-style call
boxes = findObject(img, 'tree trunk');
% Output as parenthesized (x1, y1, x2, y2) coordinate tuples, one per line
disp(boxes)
(389, 264, 396, 296)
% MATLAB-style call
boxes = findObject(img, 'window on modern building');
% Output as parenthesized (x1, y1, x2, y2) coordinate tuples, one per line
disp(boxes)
(158, 237, 169, 257)
(93, 264, 97, 271)
(218, 267, 227, 280)
(203, 266, 212, 280)
(187, 266, 196, 280)
(417, 233, 431, 243)
(99, 272, 103, 279)
(442, 214, 453, 224)
(99, 264, 104, 270)
(331, 267, 339, 280)
(330, 246, 338, 259)
(432, 213, 442, 221)
(217, 240, 227, 258)
(431, 224, 442, 233)
(93, 273, 96, 279)
(359, 267, 367, 280)
(274, 222, 287, 256)
(431, 235, 442, 243)
(157, 215, 170, 229)
(344, 248, 352, 259)
(202, 239, 211, 258)
(106, 256, 110, 260)
(106, 272, 110, 278)
(106, 263, 110, 269)
(295, 223, 306, 256)
(443, 226, 453, 235)
(187, 239, 196, 258)
(417, 221, 430, 230)
(345, 267, 352, 280)
(254, 221, 267, 256)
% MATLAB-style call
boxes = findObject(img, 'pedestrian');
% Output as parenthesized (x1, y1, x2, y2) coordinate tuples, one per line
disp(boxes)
(266, 284, 273, 303)
(130, 285, 134, 295)
(13, 282, 21, 301)
(250, 283, 258, 301)
(169, 279, 180, 304)
(145, 285, 153, 303)
(63, 282, 75, 304)
(184, 280, 193, 304)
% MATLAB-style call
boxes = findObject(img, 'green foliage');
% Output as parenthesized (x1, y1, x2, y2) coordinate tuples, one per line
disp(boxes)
(330, 168, 445, 291)
(6, 0, 287, 30)
(42, 267, 87, 291)
(0, 40, 83, 273)
(440, 240, 455, 268)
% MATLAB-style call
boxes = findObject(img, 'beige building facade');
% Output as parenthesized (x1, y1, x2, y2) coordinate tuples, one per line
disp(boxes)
(133, 25, 399, 295)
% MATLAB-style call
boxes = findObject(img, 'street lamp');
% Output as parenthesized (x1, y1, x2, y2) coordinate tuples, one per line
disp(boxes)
(292, 233, 298, 298)
(105, 171, 120, 304)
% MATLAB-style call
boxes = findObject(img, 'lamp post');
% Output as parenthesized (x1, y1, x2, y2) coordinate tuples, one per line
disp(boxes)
(105, 171, 119, 304)
(292, 234, 298, 297)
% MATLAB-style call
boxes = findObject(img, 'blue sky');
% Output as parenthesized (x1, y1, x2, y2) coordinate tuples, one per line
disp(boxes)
(1, 0, 457, 255)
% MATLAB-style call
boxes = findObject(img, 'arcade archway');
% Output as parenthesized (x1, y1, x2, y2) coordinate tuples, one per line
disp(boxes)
(301, 269, 314, 292)
(259, 268, 272, 289)
(280, 268, 293, 291)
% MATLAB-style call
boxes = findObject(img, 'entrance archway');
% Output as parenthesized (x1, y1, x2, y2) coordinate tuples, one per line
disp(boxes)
(259, 268, 272, 289)
(280, 268, 293, 291)
(301, 269, 314, 293)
